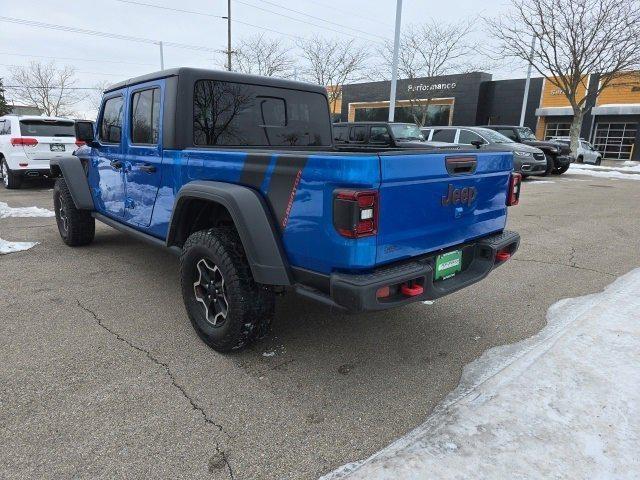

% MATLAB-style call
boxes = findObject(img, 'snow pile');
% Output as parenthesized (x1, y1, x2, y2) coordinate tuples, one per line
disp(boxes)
(0, 201, 54, 219)
(0, 238, 38, 255)
(569, 163, 640, 181)
(322, 269, 640, 480)
(526, 180, 555, 184)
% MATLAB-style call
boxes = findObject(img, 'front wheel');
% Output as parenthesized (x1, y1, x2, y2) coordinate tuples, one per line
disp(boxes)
(555, 165, 569, 174)
(180, 227, 275, 352)
(1, 159, 22, 189)
(53, 178, 95, 246)
(543, 154, 556, 176)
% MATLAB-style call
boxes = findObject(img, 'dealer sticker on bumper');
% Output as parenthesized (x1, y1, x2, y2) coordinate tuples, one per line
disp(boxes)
(435, 250, 462, 281)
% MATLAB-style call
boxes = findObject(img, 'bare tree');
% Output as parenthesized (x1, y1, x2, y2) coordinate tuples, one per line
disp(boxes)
(87, 80, 112, 118)
(296, 36, 368, 119)
(488, 0, 640, 156)
(372, 20, 482, 126)
(9, 61, 81, 117)
(232, 34, 296, 78)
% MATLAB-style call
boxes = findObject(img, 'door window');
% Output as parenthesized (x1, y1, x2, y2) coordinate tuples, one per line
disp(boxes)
(431, 128, 456, 143)
(458, 129, 484, 144)
(369, 126, 390, 143)
(131, 88, 161, 144)
(495, 128, 518, 141)
(333, 125, 348, 143)
(100, 96, 124, 144)
(349, 126, 367, 142)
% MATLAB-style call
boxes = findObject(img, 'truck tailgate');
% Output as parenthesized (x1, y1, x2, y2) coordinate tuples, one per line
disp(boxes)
(376, 150, 513, 266)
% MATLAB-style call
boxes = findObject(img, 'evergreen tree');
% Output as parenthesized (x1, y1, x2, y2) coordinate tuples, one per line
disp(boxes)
(0, 78, 11, 116)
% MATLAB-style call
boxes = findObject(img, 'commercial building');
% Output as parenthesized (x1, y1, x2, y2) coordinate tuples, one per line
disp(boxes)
(336, 71, 640, 161)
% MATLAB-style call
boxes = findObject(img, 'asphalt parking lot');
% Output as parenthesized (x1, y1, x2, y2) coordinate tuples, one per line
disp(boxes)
(1, 171, 640, 479)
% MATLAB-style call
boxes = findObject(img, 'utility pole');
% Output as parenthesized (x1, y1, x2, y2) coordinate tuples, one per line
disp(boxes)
(158, 41, 164, 70)
(388, 0, 403, 122)
(227, 0, 232, 71)
(519, 36, 536, 126)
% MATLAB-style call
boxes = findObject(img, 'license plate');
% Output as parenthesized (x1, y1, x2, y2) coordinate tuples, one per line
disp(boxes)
(435, 250, 462, 281)
(50, 144, 65, 152)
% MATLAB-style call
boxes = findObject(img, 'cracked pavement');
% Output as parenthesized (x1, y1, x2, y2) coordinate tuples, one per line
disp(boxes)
(1, 172, 640, 479)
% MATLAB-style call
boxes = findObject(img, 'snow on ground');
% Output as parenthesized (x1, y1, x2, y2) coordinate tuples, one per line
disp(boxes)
(322, 269, 640, 480)
(568, 164, 640, 181)
(0, 201, 54, 219)
(0, 238, 38, 255)
(525, 180, 555, 184)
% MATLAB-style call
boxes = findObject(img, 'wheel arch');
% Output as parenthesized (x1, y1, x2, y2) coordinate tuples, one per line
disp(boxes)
(167, 181, 292, 286)
(50, 157, 94, 210)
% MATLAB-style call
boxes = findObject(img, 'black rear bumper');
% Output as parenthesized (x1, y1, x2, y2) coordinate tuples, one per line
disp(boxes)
(295, 231, 520, 312)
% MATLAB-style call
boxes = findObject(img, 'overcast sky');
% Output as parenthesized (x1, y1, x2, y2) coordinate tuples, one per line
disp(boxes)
(0, 0, 527, 117)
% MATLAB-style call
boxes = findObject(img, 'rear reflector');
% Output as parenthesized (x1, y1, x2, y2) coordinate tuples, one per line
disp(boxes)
(19, 163, 28, 167)
(376, 286, 391, 299)
(507, 173, 522, 206)
(333, 189, 378, 238)
(10, 137, 38, 147)
(401, 283, 424, 297)
(495, 251, 511, 262)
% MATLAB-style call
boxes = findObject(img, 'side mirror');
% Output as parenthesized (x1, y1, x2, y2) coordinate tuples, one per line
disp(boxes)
(470, 140, 484, 149)
(75, 120, 96, 146)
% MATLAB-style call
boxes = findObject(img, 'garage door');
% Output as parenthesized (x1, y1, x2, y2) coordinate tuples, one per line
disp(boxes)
(593, 122, 637, 160)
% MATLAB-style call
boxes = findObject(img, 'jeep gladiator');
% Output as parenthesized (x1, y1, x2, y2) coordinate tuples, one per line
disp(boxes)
(52, 68, 521, 352)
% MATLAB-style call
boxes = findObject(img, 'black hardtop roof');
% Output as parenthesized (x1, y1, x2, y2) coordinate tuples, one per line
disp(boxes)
(105, 67, 328, 95)
(479, 125, 525, 128)
(421, 125, 493, 130)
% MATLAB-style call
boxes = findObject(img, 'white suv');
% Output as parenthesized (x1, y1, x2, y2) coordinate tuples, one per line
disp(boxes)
(0, 115, 79, 189)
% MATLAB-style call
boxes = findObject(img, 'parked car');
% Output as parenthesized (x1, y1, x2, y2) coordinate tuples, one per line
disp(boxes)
(550, 137, 602, 165)
(53, 67, 521, 353)
(333, 122, 450, 149)
(421, 126, 547, 177)
(478, 125, 573, 175)
(0, 115, 79, 189)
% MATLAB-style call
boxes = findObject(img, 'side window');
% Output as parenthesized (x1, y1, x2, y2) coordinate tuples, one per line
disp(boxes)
(0, 120, 5, 135)
(496, 128, 517, 141)
(0, 120, 10, 135)
(458, 129, 484, 144)
(370, 126, 390, 143)
(431, 129, 456, 143)
(131, 88, 161, 144)
(100, 96, 124, 144)
(422, 129, 432, 140)
(349, 126, 367, 142)
(333, 125, 348, 143)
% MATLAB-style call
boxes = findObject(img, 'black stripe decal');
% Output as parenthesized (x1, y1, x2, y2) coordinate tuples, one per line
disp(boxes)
(266, 155, 308, 230)
(239, 153, 272, 189)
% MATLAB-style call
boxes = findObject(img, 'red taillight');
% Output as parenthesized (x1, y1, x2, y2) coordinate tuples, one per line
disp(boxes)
(495, 250, 511, 262)
(333, 189, 378, 238)
(10, 137, 38, 147)
(507, 173, 522, 206)
(75, 139, 86, 147)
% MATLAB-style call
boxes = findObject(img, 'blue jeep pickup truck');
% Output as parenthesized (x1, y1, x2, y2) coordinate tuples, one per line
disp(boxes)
(52, 68, 521, 352)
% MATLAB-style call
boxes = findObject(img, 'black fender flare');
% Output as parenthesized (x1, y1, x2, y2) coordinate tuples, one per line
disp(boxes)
(50, 156, 95, 210)
(167, 181, 292, 286)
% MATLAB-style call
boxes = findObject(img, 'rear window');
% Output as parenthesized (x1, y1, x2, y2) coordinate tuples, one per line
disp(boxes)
(193, 80, 331, 147)
(19, 120, 74, 137)
(431, 128, 456, 143)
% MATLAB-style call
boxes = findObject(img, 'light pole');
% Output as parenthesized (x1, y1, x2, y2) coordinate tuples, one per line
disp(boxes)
(158, 41, 164, 70)
(388, 0, 403, 122)
(226, 0, 232, 71)
(519, 36, 536, 126)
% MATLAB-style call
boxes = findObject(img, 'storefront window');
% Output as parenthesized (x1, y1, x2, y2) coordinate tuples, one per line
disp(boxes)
(544, 122, 571, 140)
(354, 103, 452, 126)
(593, 122, 637, 160)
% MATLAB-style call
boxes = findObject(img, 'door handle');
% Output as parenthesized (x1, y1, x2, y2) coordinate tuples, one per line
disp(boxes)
(139, 164, 156, 173)
(110, 160, 123, 170)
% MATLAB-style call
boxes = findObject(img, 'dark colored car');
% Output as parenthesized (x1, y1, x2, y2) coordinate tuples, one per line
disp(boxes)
(479, 125, 573, 175)
(421, 126, 547, 177)
(333, 122, 449, 150)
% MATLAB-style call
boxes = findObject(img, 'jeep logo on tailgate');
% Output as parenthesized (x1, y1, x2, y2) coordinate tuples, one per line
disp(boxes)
(441, 184, 477, 207)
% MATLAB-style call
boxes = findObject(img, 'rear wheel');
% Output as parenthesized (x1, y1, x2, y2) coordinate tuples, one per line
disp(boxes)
(180, 227, 275, 352)
(53, 178, 95, 246)
(1, 159, 22, 189)
(577, 155, 584, 164)
(595, 157, 602, 166)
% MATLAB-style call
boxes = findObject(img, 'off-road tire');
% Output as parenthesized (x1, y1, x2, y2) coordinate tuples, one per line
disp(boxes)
(1, 158, 22, 189)
(555, 165, 569, 174)
(543, 154, 556, 176)
(180, 227, 275, 352)
(53, 178, 95, 246)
